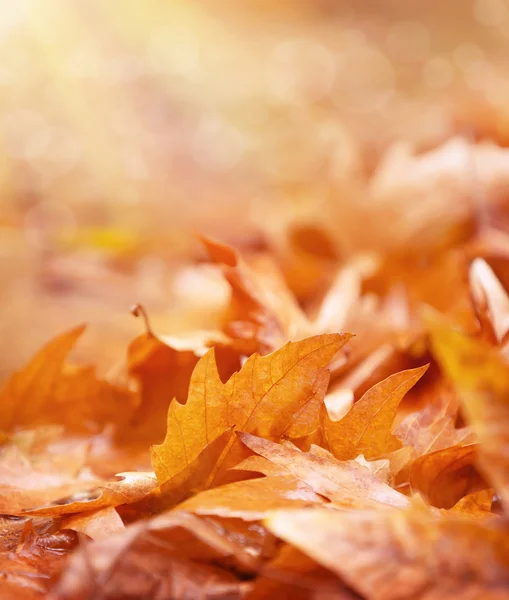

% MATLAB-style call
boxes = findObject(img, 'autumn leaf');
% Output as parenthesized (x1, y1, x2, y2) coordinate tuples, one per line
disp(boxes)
(53, 511, 259, 599)
(238, 432, 409, 509)
(264, 503, 509, 600)
(427, 314, 509, 514)
(396, 393, 473, 459)
(177, 475, 323, 520)
(409, 444, 486, 509)
(126, 310, 240, 441)
(322, 364, 429, 461)
(202, 236, 304, 354)
(0, 325, 86, 431)
(151, 333, 351, 488)
(60, 507, 125, 540)
(21, 472, 157, 517)
(450, 489, 494, 517)
(132, 428, 235, 515)
(0, 443, 99, 514)
(247, 543, 357, 600)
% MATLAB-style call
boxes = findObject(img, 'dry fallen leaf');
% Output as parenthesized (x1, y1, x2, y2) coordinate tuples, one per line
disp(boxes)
(264, 503, 509, 600)
(151, 334, 350, 488)
(427, 314, 509, 514)
(237, 432, 409, 509)
(322, 365, 429, 461)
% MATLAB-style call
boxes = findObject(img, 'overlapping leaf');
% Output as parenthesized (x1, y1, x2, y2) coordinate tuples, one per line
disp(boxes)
(322, 365, 429, 460)
(151, 333, 351, 488)
(428, 314, 509, 514)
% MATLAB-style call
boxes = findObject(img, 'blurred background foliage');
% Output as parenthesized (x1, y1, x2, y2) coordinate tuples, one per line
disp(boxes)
(1, 0, 509, 375)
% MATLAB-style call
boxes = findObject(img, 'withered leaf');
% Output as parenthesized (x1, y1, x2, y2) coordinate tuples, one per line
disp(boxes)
(177, 475, 323, 520)
(22, 472, 157, 516)
(0, 325, 85, 431)
(60, 507, 125, 540)
(265, 504, 509, 600)
(409, 444, 486, 509)
(151, 334, 351, 488)
(322, 364, 429, 461)
(238, 432, 409, 509)
(428, 315, 509, 514)
(53, 511, 258, 599)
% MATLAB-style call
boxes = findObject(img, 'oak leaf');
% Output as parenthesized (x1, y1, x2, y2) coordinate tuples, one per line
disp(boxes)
(151, 333, 351, 488)
(238, 432, 409, 509)
(322, 364, 429, 461)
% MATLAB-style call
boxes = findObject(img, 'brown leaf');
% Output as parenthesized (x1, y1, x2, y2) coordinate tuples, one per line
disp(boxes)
(0, 444, 99, 514)
(238, 432, 409, 509)
(60, 507, 124, 540)
(0, 325, 86, 431)
(265, 504, 509, 600)
(202, 236, 292, 354)
(428, 314, 509, 514)
(22, 472, 157, 517)
(247, 544, 357, 600)
(52, 511, 258, 599)
(451, 489, 494, 517)
(178, 475, 323, 520)
(151, 334, 351, 488)
(409, 444, 486, 509)
(322, 364, 429, 461)
(126, 330, 239, 441)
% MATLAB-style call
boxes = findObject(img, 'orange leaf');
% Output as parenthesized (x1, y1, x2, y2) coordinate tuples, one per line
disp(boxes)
(151, 334, 351, 487)
(238, 432, 409, 509)
(265, 504, 509, 600)
(409, 444, 485, 509)
(428, 314, 509, 514)
(178, 475, 323, 520)
(61, 507, 125, 540)
(22, 472, 157, 517)
(322, 364, 429, 460)
(0, 325, 86, 431)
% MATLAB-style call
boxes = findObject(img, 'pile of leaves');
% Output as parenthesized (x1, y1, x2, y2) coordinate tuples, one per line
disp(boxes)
(4, 206, 509, 599)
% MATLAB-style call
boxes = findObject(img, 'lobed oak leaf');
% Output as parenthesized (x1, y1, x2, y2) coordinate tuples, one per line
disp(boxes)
(238, 432, 408, 509)
(427, 314, 509, 514)
(151, 333, 351, 488)
(264, 504, 509, 600)
(322, 364, 429, 461)
(126, 321, 240, 442)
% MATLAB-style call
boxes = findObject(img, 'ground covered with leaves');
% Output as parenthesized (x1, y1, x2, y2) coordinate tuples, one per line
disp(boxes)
(3, 217, 509, 600)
